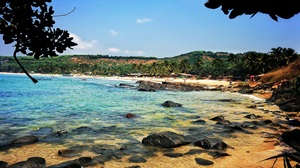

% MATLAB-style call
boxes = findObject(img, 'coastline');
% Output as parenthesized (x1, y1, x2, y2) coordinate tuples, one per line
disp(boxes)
(1, 72, 288, 168)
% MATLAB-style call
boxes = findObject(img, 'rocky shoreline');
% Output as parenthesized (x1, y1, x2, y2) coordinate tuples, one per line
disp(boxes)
(1, 79, 300, 167)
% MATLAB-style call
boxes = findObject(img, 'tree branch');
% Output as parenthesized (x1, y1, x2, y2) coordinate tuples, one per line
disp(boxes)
(13, 47, 38, 83)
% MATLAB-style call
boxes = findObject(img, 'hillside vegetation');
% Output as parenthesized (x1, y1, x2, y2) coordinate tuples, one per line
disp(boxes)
(1, 47, 299, 82)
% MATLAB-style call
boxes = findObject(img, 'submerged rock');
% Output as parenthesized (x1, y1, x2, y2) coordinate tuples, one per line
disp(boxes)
(162, 101, 182, 107)
(142, 131, 190, 148)
(10, 135, 38, 145)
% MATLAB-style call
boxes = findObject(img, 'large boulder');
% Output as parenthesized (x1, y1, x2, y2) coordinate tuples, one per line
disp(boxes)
(142, 131, 190, 148)
(267, 81, 300, 112)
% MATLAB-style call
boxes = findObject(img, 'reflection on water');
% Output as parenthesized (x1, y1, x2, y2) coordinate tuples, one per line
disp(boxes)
(0, 74, 286, 167)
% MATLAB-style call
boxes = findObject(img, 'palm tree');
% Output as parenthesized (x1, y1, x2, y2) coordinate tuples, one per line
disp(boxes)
(179, 59, 191, 74)
(194, 57, 204, 76)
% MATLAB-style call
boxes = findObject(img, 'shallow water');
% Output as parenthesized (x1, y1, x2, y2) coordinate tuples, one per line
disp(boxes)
(0, 74, 286, 167)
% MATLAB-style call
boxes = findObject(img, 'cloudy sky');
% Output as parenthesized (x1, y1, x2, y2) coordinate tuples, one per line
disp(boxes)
(1, 0, 300, 58)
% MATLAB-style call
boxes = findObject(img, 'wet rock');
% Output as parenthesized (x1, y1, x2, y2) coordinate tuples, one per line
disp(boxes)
(263, 119, 273, 124)
(212, 141, 228, 150)
(138, 88, 156, 92)
(55, 130, 68, 136)
(244, 114, 262, 119)
(286, 119, 300, 126)
(126, 166, 141, 168)
(142, 131, 190, 148)
(10, 135, 38, 145)
(125, 113, 135, 118)
(247, 105, 257, 108)
(162, 101, 182, 107)
(195, 158, 214, 166)
(78, 157, 96, 167)
(119, 83, 135, 88)
(184, 149, 204, 155)
(210, 115, 224, 121)
(128, 155, 147, 163)
(191, 119, 206, 125)
(163, 152, 184, 158)
(216, 120, 232, 125)
(0, 161, 8, 168)
(225, 125, 244, 131)
(72, 126, 94, 133)
(8, 157, 46, 168)
(194, 139, 211, 149)
(208, 151, 230, 158)
(58, 149, 80, 157)
(22, 157, 46, 168)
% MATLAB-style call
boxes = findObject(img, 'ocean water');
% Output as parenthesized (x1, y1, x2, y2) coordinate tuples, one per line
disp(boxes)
(0, 74, 279, 166)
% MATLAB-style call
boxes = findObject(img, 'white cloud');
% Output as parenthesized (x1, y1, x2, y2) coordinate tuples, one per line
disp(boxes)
(70, 33, 98, 49)
(108, 47, 121, 53)
(110, 29, 119, 37)
(108, 48, 145, 55)
(136, 18, 152, 24)
(124, 49, 145, 55)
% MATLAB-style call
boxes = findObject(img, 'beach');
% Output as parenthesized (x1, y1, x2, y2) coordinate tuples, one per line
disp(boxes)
(0, 72, 293, 168)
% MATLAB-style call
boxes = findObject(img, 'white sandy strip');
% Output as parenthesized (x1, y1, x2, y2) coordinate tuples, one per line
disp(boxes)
(0, 72, 232, 87)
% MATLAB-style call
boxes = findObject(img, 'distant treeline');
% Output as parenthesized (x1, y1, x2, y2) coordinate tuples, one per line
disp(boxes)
(0, 47, 299, 80)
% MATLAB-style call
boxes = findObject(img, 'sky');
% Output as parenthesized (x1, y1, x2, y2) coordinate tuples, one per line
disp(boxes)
(1, 0, 300, 58)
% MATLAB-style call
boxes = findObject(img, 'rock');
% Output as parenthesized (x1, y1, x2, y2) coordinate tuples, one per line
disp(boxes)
(267, 80, 300, 112)
(184, 149, 204, 155)
(56, 130, 68, 136)
(58, 149, 80, 157)
(195, 158, 214, 166)
(208, 151, 230, 158)
(212, 141, 228, 150)
(163, 152, 184, 158)
(210, 115, 224, 121)
(8, 157, 46, 168)
(286, 119, 300, 126)
(263, 119, 273, 124)
(191, 119, 206, 125)
(31, 127, 53, 137)
(247, 105, 257, 108)
(78, 157, 96, 167)
(119, 83, 135, 88)
(0, 161, 8, 168)
(244, 114, 262, 119)
(125, 113, 134, 118)
(10, 135, 38, 145)
(225, 125, 244, 131)
(22, 157, 46, 168)
(194, 139, 211, 149)
(142, 131, 190, 148)
(128, 155, 147, 163)
(216, 120, 232, 125)
(162, 101, 182, 107)
(281, 129, 300, 151)
(137, 80, 206, 91)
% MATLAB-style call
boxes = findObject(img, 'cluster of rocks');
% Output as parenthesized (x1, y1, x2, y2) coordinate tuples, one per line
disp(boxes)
(136, 80, 223, 92)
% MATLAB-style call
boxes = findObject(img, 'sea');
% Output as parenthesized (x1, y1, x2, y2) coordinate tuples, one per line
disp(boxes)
(0, 74, 282, 167)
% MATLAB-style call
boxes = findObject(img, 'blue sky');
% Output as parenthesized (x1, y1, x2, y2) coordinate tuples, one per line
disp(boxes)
(1, 0, 300, 58)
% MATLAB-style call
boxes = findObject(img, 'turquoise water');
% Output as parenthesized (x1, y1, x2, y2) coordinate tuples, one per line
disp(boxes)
(0, 74, 264, 147)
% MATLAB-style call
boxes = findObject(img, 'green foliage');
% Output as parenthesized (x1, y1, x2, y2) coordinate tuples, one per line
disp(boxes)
(1, 47, 298, 81)
(204, 0, 300, 21)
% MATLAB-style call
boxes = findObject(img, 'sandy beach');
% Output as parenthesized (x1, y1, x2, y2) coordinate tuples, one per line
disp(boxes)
(1, 72, 293, 168)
